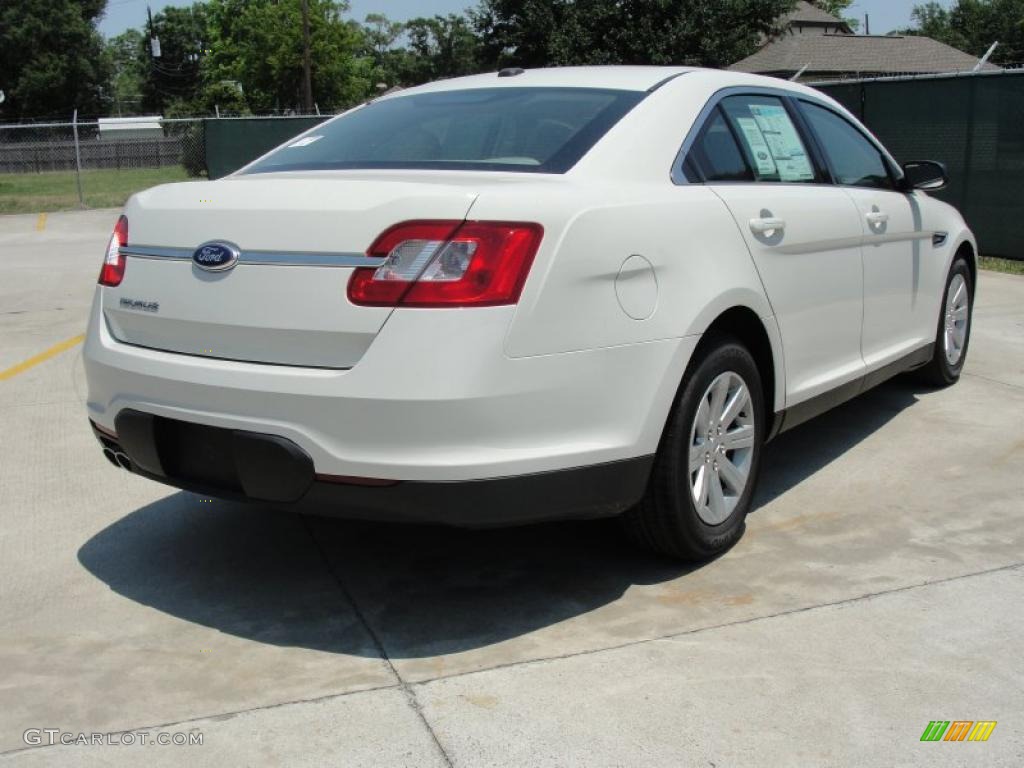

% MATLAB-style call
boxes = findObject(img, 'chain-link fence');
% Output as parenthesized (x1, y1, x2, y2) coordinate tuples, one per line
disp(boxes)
(814, 68, 1024, 259)
(0, 115, 205, 214)
(0, 114, 322, 214)
(0, 118, 203, 173)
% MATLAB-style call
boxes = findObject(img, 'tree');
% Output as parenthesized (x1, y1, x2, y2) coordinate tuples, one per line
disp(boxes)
(401, 15, 482, 83)
(362, 12, 404, 60)
(472, 0, 795, 70)
(357, 13, 409, 89)
(0, 0, 110, 120)
(138, 4, 209, 115)
(204, 0, 370, 113)
(104, 29, 146, 116)
(901, 0, 1024, 63)
(815, 0, 861, 31)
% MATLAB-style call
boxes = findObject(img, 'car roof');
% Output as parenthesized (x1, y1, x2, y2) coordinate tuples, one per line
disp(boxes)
(380, 66, 840, 108)
(382, 66, 699, 97)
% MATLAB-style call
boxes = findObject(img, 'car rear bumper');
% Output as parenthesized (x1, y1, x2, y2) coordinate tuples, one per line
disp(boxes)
(84, 291, 695, 487)
(91, 415, 653, 527)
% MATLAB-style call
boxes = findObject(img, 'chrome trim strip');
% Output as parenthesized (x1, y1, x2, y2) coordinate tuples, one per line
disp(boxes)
(120, 245, 191, 260)
(240, 250, 381, 267)
(120, 245, 383, 268)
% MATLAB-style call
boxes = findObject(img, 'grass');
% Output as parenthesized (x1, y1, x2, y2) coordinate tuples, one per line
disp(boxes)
(980, 255, 1024, 276)
(0, 166, 192, 215)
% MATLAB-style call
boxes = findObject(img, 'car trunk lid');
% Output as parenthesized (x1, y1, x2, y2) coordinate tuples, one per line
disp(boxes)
(104, 175, 478, 368)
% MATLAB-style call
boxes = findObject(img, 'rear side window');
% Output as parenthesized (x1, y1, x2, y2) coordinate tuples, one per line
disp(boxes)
(800, 102, 895, 190)
(243, 87, 645, 175)
(688, 111, 753, 182)
(719, 95, 816, 183)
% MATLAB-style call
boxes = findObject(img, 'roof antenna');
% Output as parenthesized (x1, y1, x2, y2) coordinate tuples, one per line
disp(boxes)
(789, 63, 810, 81)
(973, 41, 999, 71)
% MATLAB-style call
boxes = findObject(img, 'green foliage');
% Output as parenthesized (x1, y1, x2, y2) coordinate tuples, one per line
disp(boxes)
(355, 13, 408, 90)
(138, 5, 209, 114)
(7, 0, 881, 120)
(0, 0, 110, 119)
(355, 12, 484, 90)
(104, 29, 146, 116)
(362, 12, 404, 60)
(174, 121, 208, 177)
(906, 0, 1024, 62)
(471, 0, 795, 69)
(401, 15, 483, 83)
(98, 1, 378, 118)
(204, 0, 369, 113)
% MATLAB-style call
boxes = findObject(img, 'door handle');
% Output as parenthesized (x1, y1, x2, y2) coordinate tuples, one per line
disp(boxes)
(866, 211, 890, 226)
(749, 217, 786, 235)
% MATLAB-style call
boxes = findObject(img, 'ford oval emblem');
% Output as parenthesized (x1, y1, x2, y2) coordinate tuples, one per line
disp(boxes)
(192, 241, 240, 272)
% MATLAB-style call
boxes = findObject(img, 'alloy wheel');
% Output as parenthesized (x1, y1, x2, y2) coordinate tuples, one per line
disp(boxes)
(943, 273, 969, 366)
(688, 371, 756, 525)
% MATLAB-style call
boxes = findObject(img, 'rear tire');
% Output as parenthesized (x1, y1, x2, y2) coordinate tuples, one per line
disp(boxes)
(623, 336, 765, 560)
(918, 256, 973, 387)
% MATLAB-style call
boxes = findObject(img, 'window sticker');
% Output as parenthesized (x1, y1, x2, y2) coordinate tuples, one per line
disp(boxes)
(736, 117, 777, 177)
(747, 104, 815, 182)
(288, 135, 323, 148)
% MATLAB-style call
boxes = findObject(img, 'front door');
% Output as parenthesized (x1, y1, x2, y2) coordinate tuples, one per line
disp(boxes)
(798, 100, 934, 369)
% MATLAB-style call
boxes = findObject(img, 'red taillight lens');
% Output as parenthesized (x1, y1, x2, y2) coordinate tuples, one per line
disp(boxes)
(99, 215, 128, 287)
(348, 220, 543, 308)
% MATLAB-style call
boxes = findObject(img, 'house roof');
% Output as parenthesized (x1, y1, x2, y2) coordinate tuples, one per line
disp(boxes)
(782, 1, 851, 31)
(729, 33, 997, 77)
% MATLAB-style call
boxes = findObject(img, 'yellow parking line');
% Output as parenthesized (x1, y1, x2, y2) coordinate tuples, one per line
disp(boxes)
(0, 334, 84, 381)
(35, 212, 47, 231)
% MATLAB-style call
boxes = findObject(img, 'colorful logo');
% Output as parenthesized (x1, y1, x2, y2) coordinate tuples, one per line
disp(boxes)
(921, 721, 997, 742)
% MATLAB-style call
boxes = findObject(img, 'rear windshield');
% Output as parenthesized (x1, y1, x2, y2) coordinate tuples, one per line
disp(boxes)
(242, 87, 645, 175)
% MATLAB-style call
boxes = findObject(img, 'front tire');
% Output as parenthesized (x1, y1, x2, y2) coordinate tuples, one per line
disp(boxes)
(623, 336, 765, 560)
(918, 256, 973, 387)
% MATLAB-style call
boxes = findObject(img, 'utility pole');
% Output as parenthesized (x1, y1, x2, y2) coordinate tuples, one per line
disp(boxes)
(301, 0, 313, 113)
(147, 6, 161, 58)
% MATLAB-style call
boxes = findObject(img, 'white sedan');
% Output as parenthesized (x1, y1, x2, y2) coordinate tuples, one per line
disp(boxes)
(84, 66, 975, 559)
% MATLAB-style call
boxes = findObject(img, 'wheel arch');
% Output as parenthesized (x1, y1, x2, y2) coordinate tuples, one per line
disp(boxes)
(692, 305, 784, 439)
(955, 238, 977, 297)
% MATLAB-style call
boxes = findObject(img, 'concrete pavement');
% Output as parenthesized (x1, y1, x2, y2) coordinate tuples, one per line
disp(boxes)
(1, 209, 1022, 766)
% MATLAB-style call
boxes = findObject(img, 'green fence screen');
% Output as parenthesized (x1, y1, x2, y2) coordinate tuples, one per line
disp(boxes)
(203, 116, 327, 180)
(816, 70, 1024, 259)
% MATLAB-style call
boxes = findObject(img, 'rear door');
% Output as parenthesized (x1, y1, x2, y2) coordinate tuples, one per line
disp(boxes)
(684, 93, 866, 405)
(797, 100, 934, 369)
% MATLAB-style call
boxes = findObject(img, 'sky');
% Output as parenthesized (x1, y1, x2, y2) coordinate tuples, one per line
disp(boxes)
(97, 0, 957, 39)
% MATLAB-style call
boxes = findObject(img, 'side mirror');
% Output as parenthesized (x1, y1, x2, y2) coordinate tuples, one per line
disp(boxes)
(901, 160, 948, 192)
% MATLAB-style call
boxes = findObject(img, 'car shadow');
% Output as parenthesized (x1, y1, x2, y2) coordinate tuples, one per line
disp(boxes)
(756, 376, 924, 508)
(77, 377, 926, 659)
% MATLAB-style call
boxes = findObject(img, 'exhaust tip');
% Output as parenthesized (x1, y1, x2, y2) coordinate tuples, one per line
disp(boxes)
(103, 448, 120, 467)
(114, 453, 132, 471)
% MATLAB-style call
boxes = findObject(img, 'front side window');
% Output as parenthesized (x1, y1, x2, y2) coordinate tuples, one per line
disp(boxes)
(719, 95, 817, 184)
(800, 101, 895, 190)
(243, 87, 645, 175)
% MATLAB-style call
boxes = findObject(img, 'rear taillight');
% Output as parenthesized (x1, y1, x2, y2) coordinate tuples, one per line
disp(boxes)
(348, 220, 543, 307)
(99, 215, 128, 287)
